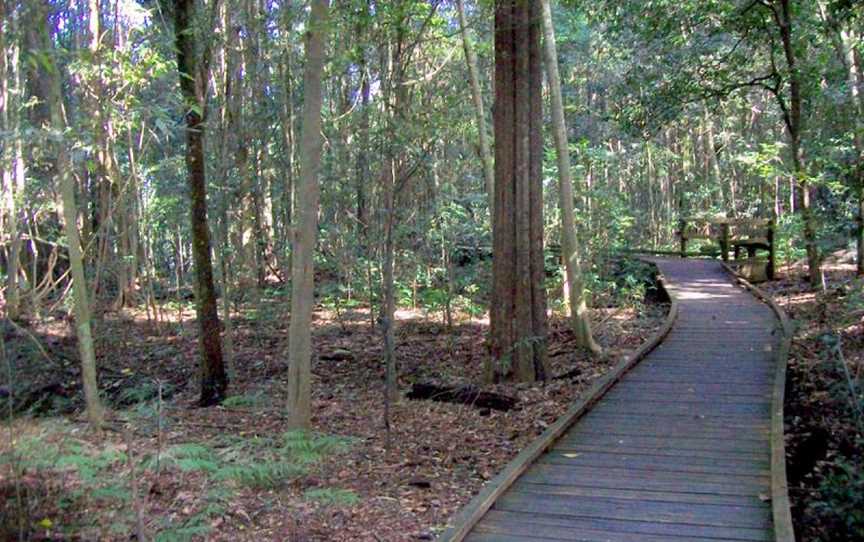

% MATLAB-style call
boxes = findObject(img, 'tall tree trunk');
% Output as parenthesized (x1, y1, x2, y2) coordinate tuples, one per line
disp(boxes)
(277, 36, 296, 281)
(854, 46, 864, 275)
(489, 0, 548, 383)
(0, 0, 23, 320)
(355, 1, 370, 244)
(169, 0, 228, 406)
(32, 0, 105, 426)
(778, 0, 821, 287)
(539, 0, 601, 355)
(287, 0, 329, 430)
(703, 105, 726, 211)
(457, 0, 495, 223)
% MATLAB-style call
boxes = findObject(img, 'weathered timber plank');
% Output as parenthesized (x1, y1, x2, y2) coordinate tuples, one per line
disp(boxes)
(540, 450, 770, 476)
(519, 463, 769, 486)
(569, 415, 769, 433)
(553, 443, 769, 461)
(476, 510, 771, 541)
(603, 391, 772, 405)
(567, 418, 770, 440)
(494, 492, 772, 529)
(592, 401, 771, 417)
(469, 518, 764, 542)
(721, 262, 796, 542)
(516, 482, 770, 507)
(556, 431, 768, 453)
(611, 381, 769, 396)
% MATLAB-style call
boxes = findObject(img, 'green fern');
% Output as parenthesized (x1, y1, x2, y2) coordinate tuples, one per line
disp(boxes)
(281, 431, 352, 464)
(304, 487, 360, 507)
(222, 391, 267, 408)
(151, 443, 220, 474)
(214, 460, 305, 489)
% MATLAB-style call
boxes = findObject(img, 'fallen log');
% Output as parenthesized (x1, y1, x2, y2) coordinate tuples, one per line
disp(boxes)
(406, 383, 517, 411)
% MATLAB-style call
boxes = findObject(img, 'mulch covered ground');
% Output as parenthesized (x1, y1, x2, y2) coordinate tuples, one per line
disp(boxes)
(1, 292, 668, 541)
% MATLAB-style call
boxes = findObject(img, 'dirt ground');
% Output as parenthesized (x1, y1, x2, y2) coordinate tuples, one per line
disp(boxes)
(1, 290, 668, 541)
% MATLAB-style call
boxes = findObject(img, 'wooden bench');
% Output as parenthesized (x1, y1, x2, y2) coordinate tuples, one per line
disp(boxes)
(678, 216, 776, 281)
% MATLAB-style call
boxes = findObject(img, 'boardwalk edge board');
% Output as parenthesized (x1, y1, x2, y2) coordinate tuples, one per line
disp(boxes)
(437, 270, 680, 542)
(721, 262, 796, 542)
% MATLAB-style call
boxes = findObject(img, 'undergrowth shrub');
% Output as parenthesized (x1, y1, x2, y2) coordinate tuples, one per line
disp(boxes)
(808, 453, 864, 541)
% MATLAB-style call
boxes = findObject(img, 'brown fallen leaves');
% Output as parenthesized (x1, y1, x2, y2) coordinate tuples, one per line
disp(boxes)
(1, 298, 668, 541)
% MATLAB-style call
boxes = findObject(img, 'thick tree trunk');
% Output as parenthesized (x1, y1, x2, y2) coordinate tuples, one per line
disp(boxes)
(489, 1, 548, 383)
(540, 0, 601, 355)
(33, 0, 105, 426)
(170, 0, 228, 406)
(457, 0, 495, 222)
(287, 0, 329, 430)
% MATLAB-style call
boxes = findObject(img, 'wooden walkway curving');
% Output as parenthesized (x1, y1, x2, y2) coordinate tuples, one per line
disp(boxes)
(443, 258, 792, 542)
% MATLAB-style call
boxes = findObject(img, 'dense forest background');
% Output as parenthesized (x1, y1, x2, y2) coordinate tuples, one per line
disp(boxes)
(1, 0, 863, 540)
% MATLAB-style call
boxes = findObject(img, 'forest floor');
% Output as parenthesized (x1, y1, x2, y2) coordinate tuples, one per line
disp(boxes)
(0, 284, 668, 541)
(762, 253, 864, 542)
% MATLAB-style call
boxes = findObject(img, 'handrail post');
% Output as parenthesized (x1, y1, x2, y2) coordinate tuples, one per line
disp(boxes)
(679, 218, 687, 258)
(720, 223, 730, 262)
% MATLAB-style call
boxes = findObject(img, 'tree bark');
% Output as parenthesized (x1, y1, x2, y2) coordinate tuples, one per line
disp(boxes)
(777, 0, 821, 287)
(169, 0, 228, 406)
(33, 0, 105, 426)
(489, 0, 548, 383)
(457, 0, 495, 223)
(287, 0, 329, 430)
(540, 0, 601, 355)
(0, 0, 22, 320)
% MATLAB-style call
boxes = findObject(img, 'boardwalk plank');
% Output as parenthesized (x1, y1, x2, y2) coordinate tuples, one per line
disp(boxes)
(474, 510, 771, 541)
(540, 450, 770, 475)
(516, 482, 770, 507)
(494, 492, 772, 529)
(446, 260, 785, 542)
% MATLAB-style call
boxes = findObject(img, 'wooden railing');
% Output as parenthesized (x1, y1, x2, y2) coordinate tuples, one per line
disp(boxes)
(678, 216, 777, 280)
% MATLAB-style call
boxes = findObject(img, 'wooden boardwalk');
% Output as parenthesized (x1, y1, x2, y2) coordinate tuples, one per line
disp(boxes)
(444, 259, 792, 542)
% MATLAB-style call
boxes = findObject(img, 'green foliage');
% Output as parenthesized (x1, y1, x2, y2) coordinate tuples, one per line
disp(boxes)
(808, 454, 864, 541)
(281, 430, 353, 464)
(0, 429, 138, 536)
(158, 443, 220, 474)
(776, 214, 808, 265)
(303, 487, 360, 507)
(222, 391, 268, 409)
(151, 431, 352, 491)
(111, 380, 175, 408)
(214, 461, 305, 489)
(599, 258, 661, 308)
(817, 333, 864, 427)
